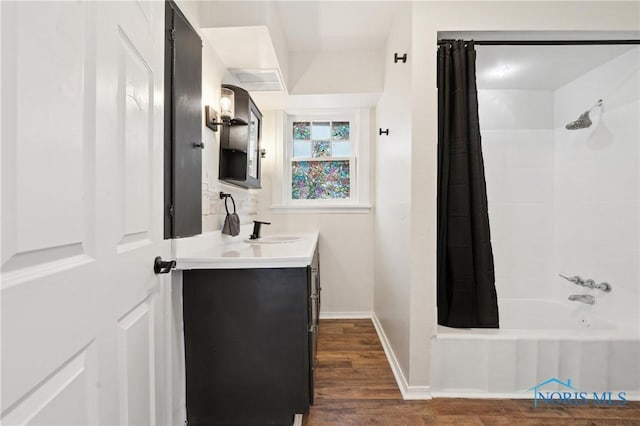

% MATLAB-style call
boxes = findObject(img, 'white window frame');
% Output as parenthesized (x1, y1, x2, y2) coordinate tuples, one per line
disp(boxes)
(271, 108, 372, 213)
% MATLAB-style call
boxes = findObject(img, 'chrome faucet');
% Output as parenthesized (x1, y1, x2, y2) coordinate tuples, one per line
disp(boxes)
(569, 294, 595, 305)
(559, 274, 612, 292)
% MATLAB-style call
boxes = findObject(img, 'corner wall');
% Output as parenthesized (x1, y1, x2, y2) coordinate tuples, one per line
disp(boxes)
(374, 2, 413, 384)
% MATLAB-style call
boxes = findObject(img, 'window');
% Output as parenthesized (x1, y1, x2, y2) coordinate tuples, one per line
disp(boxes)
(271, 109, 371, 212)
(291, 120, 352, 200)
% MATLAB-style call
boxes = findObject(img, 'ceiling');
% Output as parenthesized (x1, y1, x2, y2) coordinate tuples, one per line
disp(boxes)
(475, 44, 637, 90)
(275, 1, 399, 52)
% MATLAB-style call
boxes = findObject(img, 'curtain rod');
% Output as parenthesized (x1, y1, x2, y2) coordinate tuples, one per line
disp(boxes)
(437, 39, 640, 46)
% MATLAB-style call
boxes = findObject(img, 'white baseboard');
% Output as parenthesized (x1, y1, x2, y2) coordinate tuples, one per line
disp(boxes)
(319, 311, 431, 400)
(292, 414, 303, 426)
(319, 311, 374, 319)
(370, 313, 431, 400)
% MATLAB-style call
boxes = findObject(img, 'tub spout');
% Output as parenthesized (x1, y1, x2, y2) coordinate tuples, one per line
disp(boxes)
(568, 294, 595, 305)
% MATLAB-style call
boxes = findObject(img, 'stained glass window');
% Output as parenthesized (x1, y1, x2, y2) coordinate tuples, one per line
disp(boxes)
(312, 140, 331, 157)
(293, 122, 311, 140)
(292, 161, 350, 199)
(331, 141, 350, 157)
(331, 122, 350, 140)
(293, 140, 311, 157)
(311, 121, 330, 140)
(291, 119, 352, 200)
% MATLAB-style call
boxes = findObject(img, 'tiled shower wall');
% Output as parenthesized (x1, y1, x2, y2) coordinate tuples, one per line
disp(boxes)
(480, 47, 640, 329)
(553, 47, 640, 328)
(479, 89, 556, 300)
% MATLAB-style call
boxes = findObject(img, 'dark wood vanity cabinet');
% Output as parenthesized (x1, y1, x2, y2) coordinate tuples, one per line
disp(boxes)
(182, 249, 320, 426)
(219, 84, 263, 189)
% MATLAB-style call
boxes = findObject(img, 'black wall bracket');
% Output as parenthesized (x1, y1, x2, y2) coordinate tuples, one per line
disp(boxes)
(394, 53, 407, 63)
(205, 105, 222, 132)
(379, 128, 389, 136)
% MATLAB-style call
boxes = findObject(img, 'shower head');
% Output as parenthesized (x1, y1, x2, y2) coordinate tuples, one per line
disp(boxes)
(565, 111, 593, 130)
(565, 99, 603, 130)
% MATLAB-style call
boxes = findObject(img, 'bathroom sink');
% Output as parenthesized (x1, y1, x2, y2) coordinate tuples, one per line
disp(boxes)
(244, 236, 304, 244)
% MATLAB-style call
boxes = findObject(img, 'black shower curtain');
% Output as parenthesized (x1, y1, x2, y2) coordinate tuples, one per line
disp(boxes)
(437, 40, 499, 328)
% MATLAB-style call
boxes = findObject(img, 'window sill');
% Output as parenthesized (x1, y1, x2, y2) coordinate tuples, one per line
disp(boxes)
(270, 204, 372, 214)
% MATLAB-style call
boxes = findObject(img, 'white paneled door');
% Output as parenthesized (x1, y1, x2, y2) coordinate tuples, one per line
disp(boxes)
(1, 1, 171, 425)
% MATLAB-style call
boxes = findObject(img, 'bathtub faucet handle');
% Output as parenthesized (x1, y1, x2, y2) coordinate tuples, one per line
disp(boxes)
(559, 274, 584, 286)
(597, 282, 612, 292)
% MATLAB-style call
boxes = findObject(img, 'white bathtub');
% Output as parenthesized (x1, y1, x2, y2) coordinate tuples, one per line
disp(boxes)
(430, 298, 640, 399)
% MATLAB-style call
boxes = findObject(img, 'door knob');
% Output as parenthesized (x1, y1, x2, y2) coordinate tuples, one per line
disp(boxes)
(193, 142, 205, 149)
(154, 256, 176, 274)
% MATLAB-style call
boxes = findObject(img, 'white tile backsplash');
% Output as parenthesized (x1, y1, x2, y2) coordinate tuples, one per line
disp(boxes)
(202, 182, 258, 232)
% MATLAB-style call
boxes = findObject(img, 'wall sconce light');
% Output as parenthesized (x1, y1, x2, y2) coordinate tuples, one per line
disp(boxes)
(220, 87, 234, 120)
(205, 87, 247, 132)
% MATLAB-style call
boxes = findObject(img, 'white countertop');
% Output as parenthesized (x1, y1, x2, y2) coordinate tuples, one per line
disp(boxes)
(175, 230, 319, 270)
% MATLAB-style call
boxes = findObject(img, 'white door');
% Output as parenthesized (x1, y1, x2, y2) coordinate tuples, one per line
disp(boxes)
(1, 1, 172, 425)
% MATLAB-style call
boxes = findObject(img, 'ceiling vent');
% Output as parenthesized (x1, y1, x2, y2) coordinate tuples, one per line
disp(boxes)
(228, 68, 284, 92)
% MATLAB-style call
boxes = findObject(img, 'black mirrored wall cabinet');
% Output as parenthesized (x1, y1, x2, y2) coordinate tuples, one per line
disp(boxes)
(215, 84, 263, 189)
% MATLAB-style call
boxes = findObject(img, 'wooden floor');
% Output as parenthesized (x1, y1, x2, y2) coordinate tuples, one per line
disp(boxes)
(304, 319, 640, 425)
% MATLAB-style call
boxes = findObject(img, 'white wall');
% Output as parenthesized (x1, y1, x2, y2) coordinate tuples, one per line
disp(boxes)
(374, 2, 412, 383)
(256, 110, 375, 315)
(553, 47, 640, 328)
(407, 0, 639, 389)
(479, 90, 555, 300)
(200, 32, 259, 232)
(289, 50, 384, 95)
(196, 1, 290, 90)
